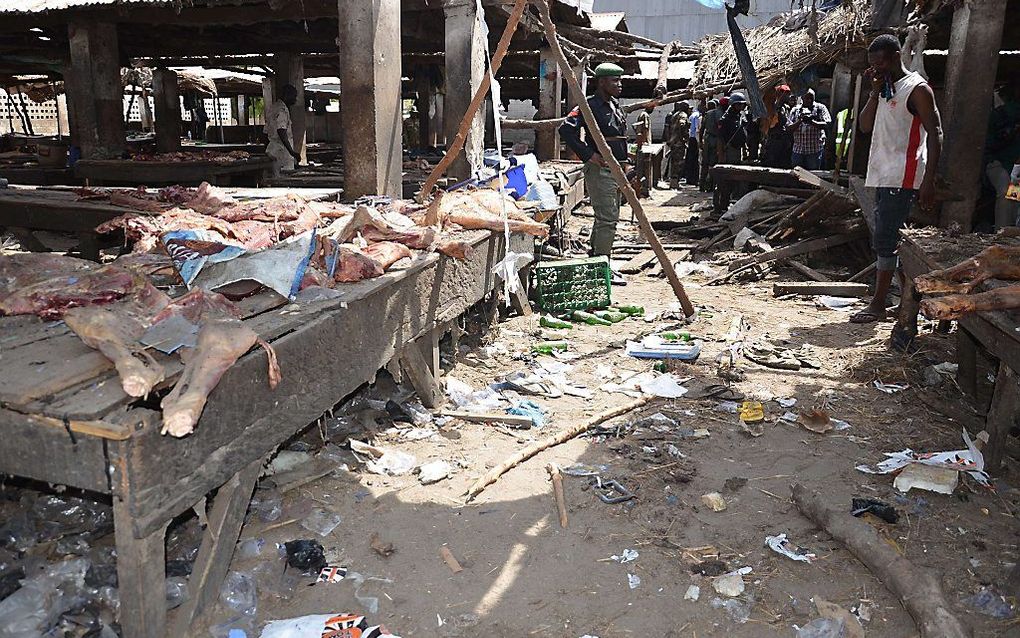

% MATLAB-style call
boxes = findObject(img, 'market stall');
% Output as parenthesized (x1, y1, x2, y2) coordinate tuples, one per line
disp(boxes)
(894, 227, 1020, 475)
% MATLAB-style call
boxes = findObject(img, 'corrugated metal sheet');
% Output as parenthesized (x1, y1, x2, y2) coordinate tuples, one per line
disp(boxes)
(593, 0, 795, 44)
(589, 11, 625, 30)
(0, 0, 175, 14)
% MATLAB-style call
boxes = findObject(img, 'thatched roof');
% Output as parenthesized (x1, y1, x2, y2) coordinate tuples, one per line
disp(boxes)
(687, 0, 871, 94)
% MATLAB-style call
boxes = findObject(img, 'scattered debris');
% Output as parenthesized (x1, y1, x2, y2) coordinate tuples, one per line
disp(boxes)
(798, 408, 834, 434)
(814, 295, 860, 311)
(765, 533, 816, 563)
(611, 549, 639, 564)
(283, 540, 327, 573)
(684, 584, 701, 601)
(626, 335, 702, 360)
(855, 429, 990, 488)
(712, 568, 751, 597)
(417, 460, 453, 485)
(850, 498, 899, 524)
(439, 546, 463, 574)
(370, 533, 395, 558)
(893, 463, 959, 495)
(350, 440, 417, 476)
(627, 573, 641, 589)
(965, 586, 1016, 619)
(300, 508, 342, 537)
(872, 380, 909, 394)
(547, 464, 569, 528)
(710, 596, 753, 623)
(701, 492, 728, 512)
(813, 597, 865, 638)
(792, 484, 971, 638)
(259, 613, 400, 638)
(316, 566, 348, 584)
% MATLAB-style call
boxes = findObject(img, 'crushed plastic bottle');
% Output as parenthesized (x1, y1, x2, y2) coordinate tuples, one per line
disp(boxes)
(300, 508, 342, 537)
(710, 596, 753, 624)
(965, 586, 1016, 619)
(165, 576, 189, 610)
(251, 491, 283, 523)
(236, 538, 265, 560)
(0, 557, 90, 638)
(795, 617, 846, 637)
(219, 571, 257, 618)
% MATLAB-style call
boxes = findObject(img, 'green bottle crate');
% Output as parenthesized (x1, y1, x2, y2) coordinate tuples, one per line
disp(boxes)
(532, 256, 612, 312)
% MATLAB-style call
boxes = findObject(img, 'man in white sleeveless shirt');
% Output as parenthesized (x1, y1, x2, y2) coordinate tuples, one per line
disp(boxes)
(851, 34, 942, 325)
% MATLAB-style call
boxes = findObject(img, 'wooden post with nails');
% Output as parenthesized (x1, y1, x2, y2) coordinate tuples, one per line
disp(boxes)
(535, 0, 696, 316)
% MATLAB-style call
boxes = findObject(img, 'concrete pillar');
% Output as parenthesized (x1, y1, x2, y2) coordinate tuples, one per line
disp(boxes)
(338, 0, 403, 199)
(273, 53, 306, 164)
(152, 68, 181, 152)
(939, 0, 1007, 230)
(443, 0, 485, 180)
(67, 22, 124, 159)
(536, 48, 561, 160)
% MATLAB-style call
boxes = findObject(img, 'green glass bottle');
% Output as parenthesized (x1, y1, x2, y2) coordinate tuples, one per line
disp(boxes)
(531, 340, 569, 354)
(571, 310, 612, 326)
(612, 304, 645, 316)
(539, 315, 573, 329)
(594, 310, 628, 323)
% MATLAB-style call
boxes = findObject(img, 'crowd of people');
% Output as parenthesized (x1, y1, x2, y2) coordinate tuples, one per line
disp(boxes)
(659, 85, 833, 195)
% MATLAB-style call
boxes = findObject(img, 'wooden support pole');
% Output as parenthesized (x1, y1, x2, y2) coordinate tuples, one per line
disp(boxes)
(535, 0, 696, 317)
(338, 0, 402, 198)
(535, 47, 562, 160)
(418, 0, 529, 199)
(152, 68, 182, 152)
(415, 69, 431, 150)
(67, 21, 125, 159)
(113, 499, 168, 638)
(273, 52, 306, 164)
(654, 40, 682, 97)
(938, 0, 1008, 230)
(442, 0, 487, 180)
(984, 362, 1020, 475)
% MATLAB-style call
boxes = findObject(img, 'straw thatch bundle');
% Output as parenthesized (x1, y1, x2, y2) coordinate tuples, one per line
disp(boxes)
(688, 0, 871, 93)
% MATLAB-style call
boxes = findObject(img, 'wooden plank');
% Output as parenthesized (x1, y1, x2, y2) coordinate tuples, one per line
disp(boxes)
(113, 496, 167, 638)
(400, 333, 442, 409)
(772, 281, 868, 296)
(792, 166, 847, 195)
(0, 406, 111, 493)
(619, 250, 656, 274)
(440, 410, 534, 427)
(112, 232, 529, 538)
(984, 363, 1020, 475)
(957, 329, 979, 400)
(0, 333, 116, 408)
(727, 230, 868, 272)
(168, 458, 263, 637)
(785, 259, 832, 282)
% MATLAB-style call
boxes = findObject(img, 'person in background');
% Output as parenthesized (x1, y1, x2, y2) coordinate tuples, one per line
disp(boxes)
(699, 97, 726, 192)
(265, 84, 301, 178)
(559, 63, 630, 282)
(667, 102, 691, 189)
(633, 106, 654, 196)
(685, 100, 704, 185)
(762, 85, 794, 168)
(789, 88, 831, 170)
(851, 34, 942, 326)
(715, 92, 748, 210)
(985, 79, 1020, 227)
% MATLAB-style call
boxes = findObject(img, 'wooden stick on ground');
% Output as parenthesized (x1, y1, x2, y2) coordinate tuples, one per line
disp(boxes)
(465, 396, 652, 501)
(416, 0, 529, 201)
(535, 0, 696, 317)
(792, 484, 971, 638)
(547, 464, 569, 528)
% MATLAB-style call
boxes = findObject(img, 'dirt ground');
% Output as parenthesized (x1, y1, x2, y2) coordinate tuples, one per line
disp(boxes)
(189, 187, 1020, 637)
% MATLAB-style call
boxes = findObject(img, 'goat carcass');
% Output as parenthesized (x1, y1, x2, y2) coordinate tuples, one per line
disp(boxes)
(64, 290, 170, 398)
(334, 246, 384, 283)
(362, 241, 412, 269)
(156, 289, 280, 437)
(914, 245, 1020, 294)
(0, 254, 97, 296)
(438, 190, 549, 237)
(0, 264, 161, 320)
(920, 285, 1020, 320)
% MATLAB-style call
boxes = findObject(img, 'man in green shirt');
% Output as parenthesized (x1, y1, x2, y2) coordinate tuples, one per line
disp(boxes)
(986, 80, 1020, 228)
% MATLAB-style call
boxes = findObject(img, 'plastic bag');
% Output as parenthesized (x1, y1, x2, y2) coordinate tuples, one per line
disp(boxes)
(220, 571, 257, 618)
(300, 509, 342, 537)
(0, 557, 90, 638)
(796, 617, 846, 637)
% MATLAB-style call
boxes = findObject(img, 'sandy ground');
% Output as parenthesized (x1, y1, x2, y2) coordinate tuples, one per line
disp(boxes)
(176, 187, 1020, 637)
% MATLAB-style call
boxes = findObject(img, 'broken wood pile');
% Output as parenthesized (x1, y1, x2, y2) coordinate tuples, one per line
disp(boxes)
(648, 168, 873, 287)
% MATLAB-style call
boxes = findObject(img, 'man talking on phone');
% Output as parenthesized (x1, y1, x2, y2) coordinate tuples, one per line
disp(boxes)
(851, 34, 942, 326)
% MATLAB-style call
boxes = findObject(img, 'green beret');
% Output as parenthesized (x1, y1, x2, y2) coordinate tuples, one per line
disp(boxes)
(593, 62, 625, 78)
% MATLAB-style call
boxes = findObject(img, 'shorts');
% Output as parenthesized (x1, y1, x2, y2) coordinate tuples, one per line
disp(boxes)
(873, 187, 917, 271)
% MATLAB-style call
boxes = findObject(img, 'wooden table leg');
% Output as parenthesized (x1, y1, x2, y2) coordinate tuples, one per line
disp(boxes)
(956, 329, 979, 400)
(168, 457, 264, 637)
(984, 362, 1020, 476)
(114, 498, 169, 638)
(400, 329, 442, 408)
(76, 232, 101, 261)
(890, 275, 920, 352)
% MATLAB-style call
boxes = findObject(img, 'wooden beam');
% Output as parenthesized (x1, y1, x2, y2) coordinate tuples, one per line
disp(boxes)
(939, 0, 1008, 230)
(442, 0, 488, 180)
(113, 499, 167, 638)
(772, 281, 869, 296)
(728, 230, 868, 271)
(152, 68, 181, 152)
(273, 53, 306, 164)
(535, 47, 561, 160)
(67, 21, 124, 159)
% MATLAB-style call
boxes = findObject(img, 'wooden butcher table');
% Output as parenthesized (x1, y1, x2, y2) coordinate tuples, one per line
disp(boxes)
(894, 227, 1020, 474)
(74, 155, 274, 186)
(0, 230, 531, 638)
